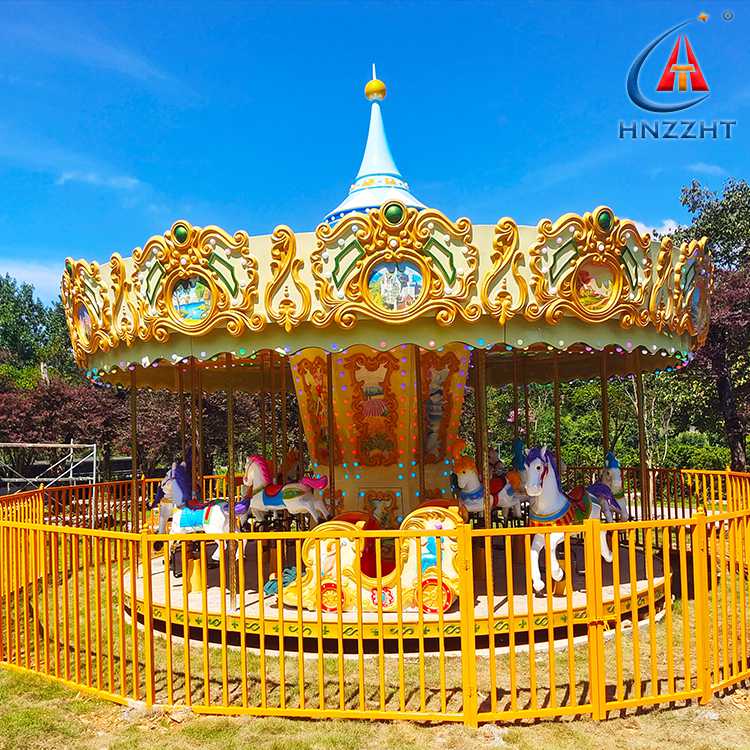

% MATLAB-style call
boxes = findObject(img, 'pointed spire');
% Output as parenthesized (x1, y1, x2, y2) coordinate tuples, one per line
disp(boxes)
(325, 69, 425, 224)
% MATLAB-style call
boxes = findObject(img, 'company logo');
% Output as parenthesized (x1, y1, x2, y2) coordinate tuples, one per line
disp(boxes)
(656, 35, 709, 94)
(619, 12, 736, 140)
(627, 17, 710, 113)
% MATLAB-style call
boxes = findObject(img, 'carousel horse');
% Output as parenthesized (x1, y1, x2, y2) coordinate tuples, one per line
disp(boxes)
(150, 452, 193, 536)
(452, 442, 525, 521)
(524, 446, 612, 593)
(243, 454, 330, 524)
(567, 451, 628, 523)
(160, 460, 253, 561)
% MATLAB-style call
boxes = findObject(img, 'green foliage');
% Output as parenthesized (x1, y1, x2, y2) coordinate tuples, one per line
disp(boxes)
(0, 276, 76, 388)
(0, 363, 41, 390)
(0, 274, 48, 367)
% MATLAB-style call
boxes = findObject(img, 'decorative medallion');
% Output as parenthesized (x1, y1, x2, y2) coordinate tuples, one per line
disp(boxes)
(75, 303, 94, 345)
(367, 261, 424, 313)
(170, 275, 213, 325)
(130, 220, 263, 343)
(370, 586, 396, 608)
(574, 261, 618, 313)
(526, 206, 653, 327)
(312, 202, 481, 328)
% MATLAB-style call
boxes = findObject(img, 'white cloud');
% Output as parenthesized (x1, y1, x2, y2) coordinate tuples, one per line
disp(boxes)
(0, 260, 64, 303)
(633, 218, 680, 237)
(520, 146, 620, 189)
(0, 123, 147, 196)
(56, 171, 141, 191)
(6, 20, 176, 89)
(687, 162, 728, 177)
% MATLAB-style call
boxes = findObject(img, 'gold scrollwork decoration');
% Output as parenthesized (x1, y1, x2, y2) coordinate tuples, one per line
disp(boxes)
(648, 237, 678, 333)
(109, 253, 139, 349)
(672, 236, 712, 342)
(311, 202, 481, 328)
(481, 217, 528, 324)
(131, 220, 264, 344)
(526, 206, 653, 328)
(61, 257, 117, 367)
(264, 225, 312, 332)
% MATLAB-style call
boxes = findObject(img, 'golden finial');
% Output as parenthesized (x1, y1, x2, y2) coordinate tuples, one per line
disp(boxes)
(364, 63, 387, 101)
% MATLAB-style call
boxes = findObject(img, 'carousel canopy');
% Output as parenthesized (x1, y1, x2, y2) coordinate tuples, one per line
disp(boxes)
(60, 74, 712, 390)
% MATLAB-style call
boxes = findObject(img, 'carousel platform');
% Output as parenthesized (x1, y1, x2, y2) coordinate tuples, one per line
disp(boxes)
(124, 537, 666, 653)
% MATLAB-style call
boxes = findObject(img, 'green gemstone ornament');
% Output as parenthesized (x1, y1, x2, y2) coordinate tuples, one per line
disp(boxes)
(597, 210, 612, 231)
(174, 224, 189, 243)
(383, 203, 404, 225)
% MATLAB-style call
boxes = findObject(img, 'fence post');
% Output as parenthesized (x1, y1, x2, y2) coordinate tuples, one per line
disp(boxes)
(692, 506, 712, 704)
(458, 523, 478, 727)
(583, 517, 606, 720)
(140, 530, 155, 707)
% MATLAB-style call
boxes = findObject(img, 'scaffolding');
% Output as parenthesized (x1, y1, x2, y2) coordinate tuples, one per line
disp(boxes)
(0, 442, 97, 495)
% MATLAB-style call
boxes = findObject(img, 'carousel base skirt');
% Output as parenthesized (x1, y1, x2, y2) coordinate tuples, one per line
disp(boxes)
(123, 538, 666, 655)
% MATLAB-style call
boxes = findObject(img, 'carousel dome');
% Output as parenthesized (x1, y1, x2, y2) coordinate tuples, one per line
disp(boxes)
(324, 68, 426, 224)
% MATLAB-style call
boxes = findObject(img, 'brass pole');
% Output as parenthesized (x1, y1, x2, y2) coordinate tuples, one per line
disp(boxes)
(197, 365, 204, 498)
(260, 355, 267, 459)
(226, 354, 237, 603)
(325, 353, 336, 515)
(190, 360, 198, 500)
(178, 368, 186, 462)
(129, 369, 138, 532)
(600, 351, 610, 460)
(553, 355, 561, 466)
(475, 349, 491, 529)
(523, 376, 530, 443)
(512, 354, 520, 439)
(634, 353, 650, 520)
(281, 357, 288, 476)
(270, 352, 278, 477)
(296, 395, 305, 480)
(413, 345, 426, 504)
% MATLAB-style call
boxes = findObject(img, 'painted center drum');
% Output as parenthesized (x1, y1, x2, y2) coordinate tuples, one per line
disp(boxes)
(290, 343, 470, 520)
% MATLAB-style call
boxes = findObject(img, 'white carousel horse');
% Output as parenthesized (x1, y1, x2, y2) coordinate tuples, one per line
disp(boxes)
(159, 461, 252, 561)
(451, 442, 526, 521)
(243, 454, 330, 524)
(524, 446, 612, 593)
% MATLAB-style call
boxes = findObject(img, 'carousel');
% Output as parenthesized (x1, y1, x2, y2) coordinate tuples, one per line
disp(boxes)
(60, 73, 712, 651)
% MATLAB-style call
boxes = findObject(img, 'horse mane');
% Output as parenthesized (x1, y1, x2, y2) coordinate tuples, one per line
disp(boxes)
(525, 447, 564, 492)
(248, 454, 273, 484)
(454, 455, 477, 473)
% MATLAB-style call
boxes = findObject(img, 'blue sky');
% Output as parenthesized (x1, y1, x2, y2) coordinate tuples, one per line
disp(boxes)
(0, 0, 747, 301)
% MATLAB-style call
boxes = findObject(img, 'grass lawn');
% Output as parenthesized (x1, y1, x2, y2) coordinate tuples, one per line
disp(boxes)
(2, 668, 750, 750)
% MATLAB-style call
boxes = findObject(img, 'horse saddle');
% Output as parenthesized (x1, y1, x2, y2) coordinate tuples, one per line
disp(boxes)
(567, 485, 589, 514)
(262, 485, 287, 507)
(178, 506, 209, 528)
(489, 476, 507, 497)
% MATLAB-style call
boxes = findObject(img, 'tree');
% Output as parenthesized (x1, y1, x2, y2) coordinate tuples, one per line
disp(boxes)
(0, 380, 127, 477)
(0, 275, 48, 368)
(673, 179, 750, 469)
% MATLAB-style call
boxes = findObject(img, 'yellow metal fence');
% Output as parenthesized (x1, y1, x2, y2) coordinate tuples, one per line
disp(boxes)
(0, 469, 749, 726)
